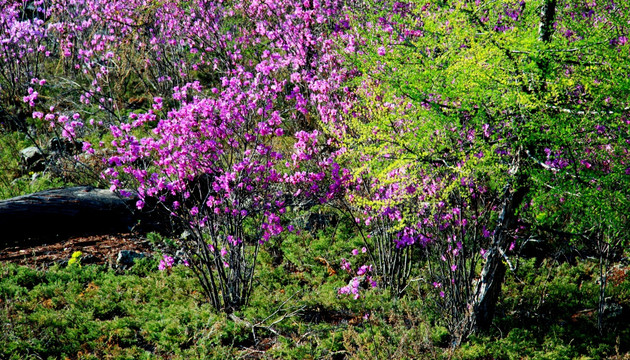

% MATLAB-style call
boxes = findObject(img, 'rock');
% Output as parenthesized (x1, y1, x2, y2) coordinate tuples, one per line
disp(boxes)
(0, 186, 140, 244)
(116, 250, 145, 267)
(20, 146, 45, 172)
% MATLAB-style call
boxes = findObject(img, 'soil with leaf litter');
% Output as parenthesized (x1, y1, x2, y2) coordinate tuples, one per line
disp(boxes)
(0, 233, 156, 268)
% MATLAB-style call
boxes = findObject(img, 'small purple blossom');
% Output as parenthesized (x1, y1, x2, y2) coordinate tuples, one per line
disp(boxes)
(159, 255, 175, 271)
(357, 265, 370, 276)
(341, 258, 352, 272)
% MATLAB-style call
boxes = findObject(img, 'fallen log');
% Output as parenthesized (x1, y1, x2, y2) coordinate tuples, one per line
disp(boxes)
(0, 186, 144, 248)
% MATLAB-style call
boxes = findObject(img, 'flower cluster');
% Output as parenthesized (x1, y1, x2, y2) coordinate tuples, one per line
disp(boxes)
(338, 248, 376, 299)
(158, 255, 175, 271)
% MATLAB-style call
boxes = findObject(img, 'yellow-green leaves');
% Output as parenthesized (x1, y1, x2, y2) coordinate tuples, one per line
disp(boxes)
(68, 251, 83, 267)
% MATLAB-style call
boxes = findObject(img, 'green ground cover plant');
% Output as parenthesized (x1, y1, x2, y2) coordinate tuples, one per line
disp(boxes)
(1, 241, 629, 359)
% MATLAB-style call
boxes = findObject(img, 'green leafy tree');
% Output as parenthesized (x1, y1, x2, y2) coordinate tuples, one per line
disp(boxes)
(336, 0, 630, 343)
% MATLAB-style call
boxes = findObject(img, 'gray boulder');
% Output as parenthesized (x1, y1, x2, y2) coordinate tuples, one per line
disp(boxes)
(116, 250, 146, 267)
(20, 146, 45, 172)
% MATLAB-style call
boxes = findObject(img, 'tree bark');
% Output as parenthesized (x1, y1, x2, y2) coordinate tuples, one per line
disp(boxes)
(471, 248, 508, 332)
(538, 0, 558, 42)
(471, 170, 529, 334)
(0, 186, 143, 247)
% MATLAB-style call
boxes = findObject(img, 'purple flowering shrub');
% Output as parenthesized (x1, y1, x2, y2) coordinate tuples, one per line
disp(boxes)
(0, 0, 357, 312)
(91, 0, 354, 311)
(105, 80, 306, 310)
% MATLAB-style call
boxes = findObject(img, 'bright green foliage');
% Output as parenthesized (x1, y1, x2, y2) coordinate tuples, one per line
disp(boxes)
(342, 0, 630, 226)
(68, 251, 83, 267)
(334, 0, 630, 340)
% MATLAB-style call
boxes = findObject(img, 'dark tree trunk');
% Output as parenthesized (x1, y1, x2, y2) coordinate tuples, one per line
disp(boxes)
(538, 0, 557, 42)
(470, 171, 530, 334)
(0, 186, 156, 248)
(472, 248, 508, 332)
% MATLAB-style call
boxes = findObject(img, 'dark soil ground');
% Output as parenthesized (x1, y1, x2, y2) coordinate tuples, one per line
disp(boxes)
(0, 233, 155, 268)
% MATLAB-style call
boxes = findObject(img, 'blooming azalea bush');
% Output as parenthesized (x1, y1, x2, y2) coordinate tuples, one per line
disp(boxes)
(101, 0, 355, 312)
(1, 0, 357, 312)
